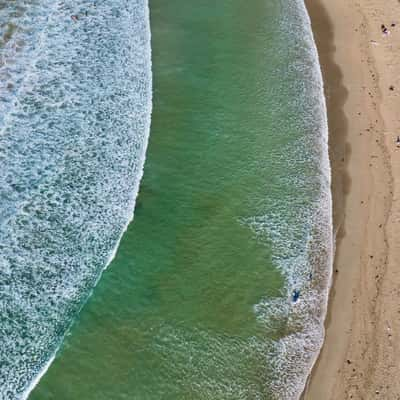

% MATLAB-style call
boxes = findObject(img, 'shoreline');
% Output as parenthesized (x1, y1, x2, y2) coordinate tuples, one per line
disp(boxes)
(304, 0, 399, 398)
(300, 0, 348, 396)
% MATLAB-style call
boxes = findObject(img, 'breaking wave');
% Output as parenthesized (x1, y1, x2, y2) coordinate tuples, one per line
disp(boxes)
(0, 0, 152, 398)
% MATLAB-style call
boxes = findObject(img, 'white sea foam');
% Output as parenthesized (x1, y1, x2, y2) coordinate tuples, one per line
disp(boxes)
(21, 355, 55, 400)
(0, 0, 152, 398)
(246, 0, 332, 398)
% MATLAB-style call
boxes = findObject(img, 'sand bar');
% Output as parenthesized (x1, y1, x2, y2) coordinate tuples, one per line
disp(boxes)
(303, 0, 400, 398)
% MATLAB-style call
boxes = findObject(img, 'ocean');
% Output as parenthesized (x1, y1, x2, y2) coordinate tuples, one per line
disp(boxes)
(0, 0, 332, 399)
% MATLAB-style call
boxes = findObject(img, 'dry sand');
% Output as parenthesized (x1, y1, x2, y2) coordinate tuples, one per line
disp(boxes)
(303, 0, 400, 398)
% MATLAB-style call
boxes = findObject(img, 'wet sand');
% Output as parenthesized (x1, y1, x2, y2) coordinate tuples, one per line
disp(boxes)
(303, 0, 400, 398)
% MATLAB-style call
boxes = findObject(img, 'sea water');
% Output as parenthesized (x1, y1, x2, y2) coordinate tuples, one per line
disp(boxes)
(0, 0, 332, 399)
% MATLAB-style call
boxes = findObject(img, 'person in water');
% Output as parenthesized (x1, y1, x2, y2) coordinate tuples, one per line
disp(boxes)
(292, 289, 300, 302)
(396, 136, 400, 147)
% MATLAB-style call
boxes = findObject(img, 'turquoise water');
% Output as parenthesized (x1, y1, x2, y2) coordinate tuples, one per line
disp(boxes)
(0, 0, 331, 399)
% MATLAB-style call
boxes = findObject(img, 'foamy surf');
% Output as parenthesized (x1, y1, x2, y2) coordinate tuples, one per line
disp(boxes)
(248, 1, 332, 398)
(0, 0, 152, 398)
(21, 355, 55, 400)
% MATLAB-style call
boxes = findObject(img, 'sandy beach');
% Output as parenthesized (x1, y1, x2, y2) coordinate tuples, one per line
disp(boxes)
(304, 0, 400, 398)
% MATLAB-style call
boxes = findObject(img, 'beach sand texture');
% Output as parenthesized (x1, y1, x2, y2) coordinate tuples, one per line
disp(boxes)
(304, 0, 400, 398)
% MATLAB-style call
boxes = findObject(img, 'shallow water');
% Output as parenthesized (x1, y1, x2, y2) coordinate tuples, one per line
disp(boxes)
(0, 0, 330, 399)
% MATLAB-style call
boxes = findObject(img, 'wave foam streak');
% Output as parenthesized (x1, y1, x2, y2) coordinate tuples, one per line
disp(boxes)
(0, 1, 152, 398)
(246, 1, 332, 398)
